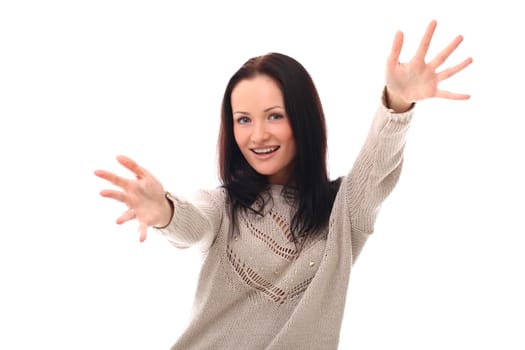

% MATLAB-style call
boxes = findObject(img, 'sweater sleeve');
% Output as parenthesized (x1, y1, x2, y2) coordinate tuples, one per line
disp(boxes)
(155, 187, 226, 251)
(335, 91, 414, 262)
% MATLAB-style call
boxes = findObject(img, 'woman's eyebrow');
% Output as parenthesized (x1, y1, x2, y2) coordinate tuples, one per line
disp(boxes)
(264, 105, 284, 112)
(233, 105, 284, 115)
(233, 110, 250, 115)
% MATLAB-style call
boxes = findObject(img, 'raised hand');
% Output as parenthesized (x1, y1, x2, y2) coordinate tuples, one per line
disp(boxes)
(385, 20, 473, 112)
(94, 155, 173, 242)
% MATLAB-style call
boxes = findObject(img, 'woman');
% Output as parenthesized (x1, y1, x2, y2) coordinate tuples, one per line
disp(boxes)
(95, 20, 472, 349)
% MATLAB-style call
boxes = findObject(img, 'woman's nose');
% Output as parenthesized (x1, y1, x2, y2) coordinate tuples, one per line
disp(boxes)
(251, 122, 269, 143)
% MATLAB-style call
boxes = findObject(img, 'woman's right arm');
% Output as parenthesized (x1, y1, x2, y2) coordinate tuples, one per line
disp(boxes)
(94, 155, 224, 248)
(154, 188, 225, 250)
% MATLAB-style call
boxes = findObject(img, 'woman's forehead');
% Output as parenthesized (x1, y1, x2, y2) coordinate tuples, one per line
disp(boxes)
(231, 75, 284, 111)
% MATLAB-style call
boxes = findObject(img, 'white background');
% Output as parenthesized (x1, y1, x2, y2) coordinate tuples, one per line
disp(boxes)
(1, 1, 524, 349)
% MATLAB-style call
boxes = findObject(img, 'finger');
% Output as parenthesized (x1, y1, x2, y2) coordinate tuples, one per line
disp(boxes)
(435, 89, 471, 100)
(428, 35, 464, 69)
(436, 57, 473, 82)
(117, 155, 148, 180)
(387, 30, 404, 66)
(414, 19, 437, 61)
(116, 209, 136, 225)
(94, 169, 129, 188)
(99, 189, 127, 203)
(138, 221, 148, 242)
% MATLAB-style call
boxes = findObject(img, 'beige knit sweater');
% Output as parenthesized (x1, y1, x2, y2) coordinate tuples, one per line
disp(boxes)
(157, 99, 414, 349)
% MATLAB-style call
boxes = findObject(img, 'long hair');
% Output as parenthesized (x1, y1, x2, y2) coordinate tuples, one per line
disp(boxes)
(218, 52, 341, 242)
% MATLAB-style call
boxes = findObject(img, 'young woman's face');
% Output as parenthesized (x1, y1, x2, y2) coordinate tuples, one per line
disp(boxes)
(231, 74, 296, 185)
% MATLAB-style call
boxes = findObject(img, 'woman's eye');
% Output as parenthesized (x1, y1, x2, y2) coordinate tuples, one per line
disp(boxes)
(269, 113, 284, 120)
(236, 116, 250, 124)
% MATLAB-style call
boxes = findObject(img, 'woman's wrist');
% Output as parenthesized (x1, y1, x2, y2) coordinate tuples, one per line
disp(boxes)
(384, 87, 414, 113)
(153, 192, 175, 229)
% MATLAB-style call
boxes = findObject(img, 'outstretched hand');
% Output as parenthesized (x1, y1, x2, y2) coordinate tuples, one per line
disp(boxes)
(94, 155, 172, 242)
(385, 20, 473, 112)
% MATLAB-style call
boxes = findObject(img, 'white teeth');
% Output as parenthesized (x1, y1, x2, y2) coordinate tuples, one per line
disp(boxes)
(252, 146, 278, 154)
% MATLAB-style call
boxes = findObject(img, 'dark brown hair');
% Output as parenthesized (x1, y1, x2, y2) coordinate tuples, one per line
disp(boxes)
(218, 52, 341, 241)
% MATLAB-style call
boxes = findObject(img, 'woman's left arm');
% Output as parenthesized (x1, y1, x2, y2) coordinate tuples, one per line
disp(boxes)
(337, 20, 473, 262)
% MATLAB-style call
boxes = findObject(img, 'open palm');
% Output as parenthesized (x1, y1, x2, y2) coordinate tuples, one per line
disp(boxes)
(386, 20, 473, 105)
(94, 155, 170, 242)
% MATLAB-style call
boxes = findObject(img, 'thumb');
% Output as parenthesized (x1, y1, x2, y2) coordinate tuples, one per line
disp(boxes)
(138, 221, 148, 242)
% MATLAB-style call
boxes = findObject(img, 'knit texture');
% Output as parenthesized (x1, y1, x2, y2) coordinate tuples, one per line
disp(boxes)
(157, 99, 413, 349)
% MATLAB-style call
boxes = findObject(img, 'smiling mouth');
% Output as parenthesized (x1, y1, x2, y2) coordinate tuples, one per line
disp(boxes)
(251, 146, 280, 155)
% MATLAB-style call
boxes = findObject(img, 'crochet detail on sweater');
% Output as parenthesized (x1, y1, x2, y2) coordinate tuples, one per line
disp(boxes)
(226, 247, 313, 305)
(225, 208, 323, 305)
(244, 220, 298, 261)
(270, 211, 294, 242)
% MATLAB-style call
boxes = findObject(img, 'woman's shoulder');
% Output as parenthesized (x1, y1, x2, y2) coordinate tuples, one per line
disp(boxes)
(194, 186, 229, 207)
